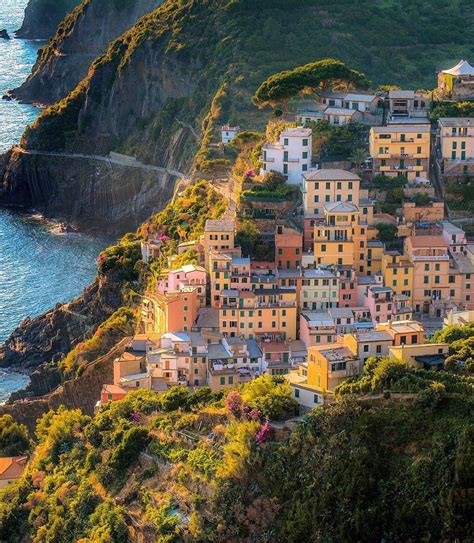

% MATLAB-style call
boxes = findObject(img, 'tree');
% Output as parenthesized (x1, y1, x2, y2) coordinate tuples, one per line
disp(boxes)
(351, 147, 368, 174)
(375, 222, 398, 243)
(236, 220, 260, 257)
(0, 415, 31, 456)
(253, 58, 370, 110)
(263, 171, 286, 191)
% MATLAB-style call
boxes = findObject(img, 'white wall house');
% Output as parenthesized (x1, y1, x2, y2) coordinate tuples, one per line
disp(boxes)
(321, 92, 378, 113)
(324, 107, 362, 126)
(221, 125, 240, 144)
(260, 126, 313, 185)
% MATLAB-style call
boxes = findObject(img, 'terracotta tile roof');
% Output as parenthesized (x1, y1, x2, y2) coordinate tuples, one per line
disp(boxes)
(0, 456, 27, 480)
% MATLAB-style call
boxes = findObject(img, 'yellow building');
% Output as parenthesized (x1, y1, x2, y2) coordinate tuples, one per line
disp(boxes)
(438, 117, 474, 179)
(389, 342, 449, 370)
(313, 202, 379, 275)
(219, 288, 297, 341)
(382, 250, 414, 304)
(370, 125, 430, 180)
(307, 344, 360, 393)
(201, 219, 235, 269)
(301, 169, 361, 216)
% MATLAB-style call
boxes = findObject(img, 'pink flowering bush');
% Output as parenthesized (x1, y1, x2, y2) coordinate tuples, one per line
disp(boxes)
(255, 422, 274, 446)
(225, 391, 243, 418)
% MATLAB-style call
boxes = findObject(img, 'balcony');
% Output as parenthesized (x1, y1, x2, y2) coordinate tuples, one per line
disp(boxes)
(411, 254, 449, 261)
(285, 157, 300, 163)
(263, 157, 275, 163)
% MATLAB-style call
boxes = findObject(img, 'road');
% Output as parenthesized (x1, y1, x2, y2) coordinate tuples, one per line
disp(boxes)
(12, 145, 187, 179)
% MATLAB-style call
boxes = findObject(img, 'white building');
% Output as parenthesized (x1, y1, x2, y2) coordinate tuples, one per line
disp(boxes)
(260, 126, 313, 185)
(321, 92, 378, 113)
(221, 124, 240, 144)
(323, 107, 362, 126)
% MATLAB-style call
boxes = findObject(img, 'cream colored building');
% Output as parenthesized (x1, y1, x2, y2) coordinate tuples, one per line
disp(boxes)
(438, 118, 474, 179)
(370, 125, 430, 180)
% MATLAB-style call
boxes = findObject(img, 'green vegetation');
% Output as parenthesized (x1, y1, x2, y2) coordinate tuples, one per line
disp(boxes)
(430, 100, 474, 121)
(1, 373, 473, 541)
(0, 415, 31, 456)
(59, 306, 136, 378)
(253, 58, 369, 109)
(307, 120, 369, 161)
(432, 323, 474, 372)
(376, 222, 398, 243)
(335, 356, 474, 396)
(236, 220, 275, 261)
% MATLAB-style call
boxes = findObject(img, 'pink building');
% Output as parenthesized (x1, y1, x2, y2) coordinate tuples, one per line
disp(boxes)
(157, 264, 207, 307)
(230, 256, 252, 290)
(364, 286, 394, 325)
(300, 311, 336, 348)
(338, 267, 358, 307)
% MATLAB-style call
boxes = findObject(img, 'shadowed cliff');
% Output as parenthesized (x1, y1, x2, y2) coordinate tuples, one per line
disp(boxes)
(15, 0, 81, 39)
(11, 0, 164, 105)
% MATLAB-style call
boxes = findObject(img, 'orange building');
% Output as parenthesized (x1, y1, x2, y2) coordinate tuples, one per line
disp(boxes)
(377, 320, 425, 346)
(101, 384, 128, 403)
(307, 344, 360, 394)
(275, 224, 303, 269)
(313, 202, 379, 275)
(404, 235, 453, 317)
(219, 288, 297, 341)
(201, 219, 235, 269)
(142, 287, 199, 334)
(402, 202, 444, 223)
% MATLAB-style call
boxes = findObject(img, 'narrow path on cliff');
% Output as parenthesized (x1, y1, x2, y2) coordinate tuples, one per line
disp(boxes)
(13, 146, 188, 180)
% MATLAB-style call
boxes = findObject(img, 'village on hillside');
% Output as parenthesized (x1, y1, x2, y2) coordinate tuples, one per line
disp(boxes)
(89, 59, 474, 423)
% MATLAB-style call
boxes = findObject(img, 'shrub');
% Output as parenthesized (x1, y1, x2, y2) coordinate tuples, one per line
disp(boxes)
(0, 415, 31, 456)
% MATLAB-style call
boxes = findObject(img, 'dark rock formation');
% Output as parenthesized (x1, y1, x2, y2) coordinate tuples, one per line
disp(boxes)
(0, 29, 11, 39)
(15, 0, 80, 39)
(0, 267, 123, 374)
(0, 150, 178, 233)
(0, 337, 129, 433)
(11, 0, 164, 105)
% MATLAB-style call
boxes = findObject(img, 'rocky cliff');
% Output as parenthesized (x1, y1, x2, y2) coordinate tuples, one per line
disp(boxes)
(3, 0, 473, 233)
(0, 337, 129, 433)
(11, 0, 164, 105)
(15, 0, 80, 39)
(0, 264, 123, 376)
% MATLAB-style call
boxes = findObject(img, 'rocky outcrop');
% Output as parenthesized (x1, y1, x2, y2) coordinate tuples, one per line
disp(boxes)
(11, 0, 164, 105)
(0, 267, 123, 373)
(0, 149, 178, 233)
(0, 1, 228, 232)
(0, 29, 11, 40)
(0, 337, 129, 433)
(15, 0, 81, 39)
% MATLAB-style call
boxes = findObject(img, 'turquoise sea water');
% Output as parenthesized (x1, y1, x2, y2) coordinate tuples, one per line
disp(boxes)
(0, 0, 110, 402)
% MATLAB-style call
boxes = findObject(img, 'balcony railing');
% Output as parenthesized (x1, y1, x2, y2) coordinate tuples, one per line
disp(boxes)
(411, 254, 449, 261)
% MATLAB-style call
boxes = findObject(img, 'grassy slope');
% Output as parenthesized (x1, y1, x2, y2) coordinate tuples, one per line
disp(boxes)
(22, 0, 474, 156)
(0, 387, 472, 542)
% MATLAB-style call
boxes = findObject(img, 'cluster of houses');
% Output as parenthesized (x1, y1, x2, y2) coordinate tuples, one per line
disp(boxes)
(98, 60, 474, 413)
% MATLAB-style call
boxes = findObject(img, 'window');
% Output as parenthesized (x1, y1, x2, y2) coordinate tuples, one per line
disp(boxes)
(435, 263, 440, 271)
(302, 151, 308, 159)
(283, 163, 288, 174)
(313, 394, 319, 404)
(376, 345, 382, 354)
(302, 164, 308, 171)
(314, 195, 320, 202)
(363, 344, 369, 353)
(423, 276, 429, 284)
(302, 138, 308, 146)
(411, 335, 418, 344)
(295, 388, 300, 398)
(228, 376, 234, 385)
(284, 138, 289, 146)
(220, 377, 225, 385)
(321, 244, 326, 252)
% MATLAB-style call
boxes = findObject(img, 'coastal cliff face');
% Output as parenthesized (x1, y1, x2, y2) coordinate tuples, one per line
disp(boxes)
(0, 148, 178, 233)
(0, 266, 123, 374)
(15, 0, 80, 39)
(0, 337, 128, 433)
(3, 0, 473, 233)
(11, 0, 164, 105)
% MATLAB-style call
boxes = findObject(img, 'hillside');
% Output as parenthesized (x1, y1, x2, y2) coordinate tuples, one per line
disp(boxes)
(15, 0, 81, 39)
(1, 0, 474, 232)
(0, 377, 472, 542)
(10, 0, 165, 105)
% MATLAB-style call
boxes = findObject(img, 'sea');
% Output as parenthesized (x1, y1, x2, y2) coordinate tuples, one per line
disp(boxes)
(0, 0, 111, 403)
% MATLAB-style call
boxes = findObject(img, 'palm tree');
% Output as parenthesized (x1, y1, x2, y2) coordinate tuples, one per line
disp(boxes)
(351, 147, 368, 174)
